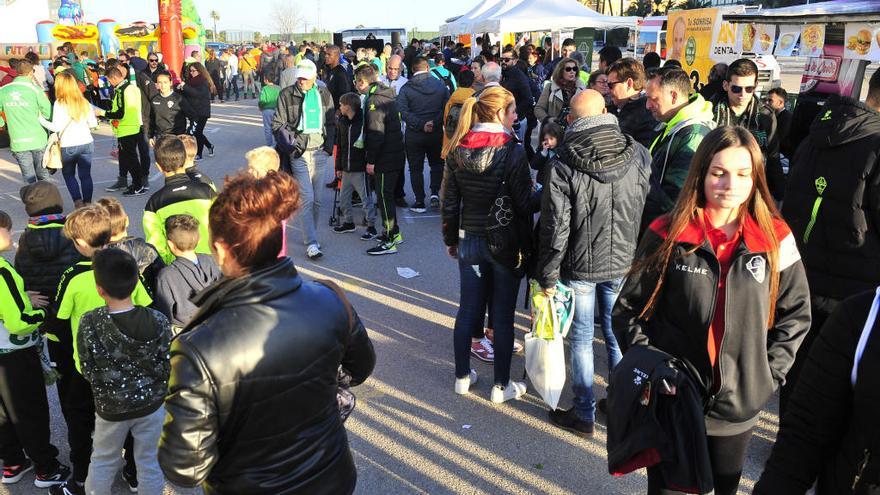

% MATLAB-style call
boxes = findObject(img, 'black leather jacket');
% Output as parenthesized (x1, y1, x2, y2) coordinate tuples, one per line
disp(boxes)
(158, 258, 375, 494)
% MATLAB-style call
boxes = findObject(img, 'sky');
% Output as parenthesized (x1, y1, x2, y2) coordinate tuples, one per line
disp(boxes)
(80, 0, 476, 33)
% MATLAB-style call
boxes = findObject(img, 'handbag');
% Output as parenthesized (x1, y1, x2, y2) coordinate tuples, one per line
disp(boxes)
(524, 280, 575, 410)
(485, 142, 531, 276)
(42, 119, 73, 170)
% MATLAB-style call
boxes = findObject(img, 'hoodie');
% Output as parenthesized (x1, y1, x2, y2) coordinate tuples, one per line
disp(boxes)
(77, 306, 171, 420)
(441, 125, 537, 246)
(15, 216, 81, 305)
(362, 82, 406, 173)
(781, 95, 880, 299)
(643, 94, 715, 226)
(155, 253, 221, 329)
(537, 113, 651, 288)
(397, 72, 450, 134)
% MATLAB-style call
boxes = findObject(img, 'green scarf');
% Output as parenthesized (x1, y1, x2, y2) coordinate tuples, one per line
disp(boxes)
(354, 93, 366, 149)
(298, 87, 323, 134)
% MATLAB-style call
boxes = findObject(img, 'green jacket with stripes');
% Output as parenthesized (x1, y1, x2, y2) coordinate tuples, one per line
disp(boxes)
(0, 257, 45, 353)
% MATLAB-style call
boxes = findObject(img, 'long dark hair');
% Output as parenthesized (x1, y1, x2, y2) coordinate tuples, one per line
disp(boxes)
(634, 126, 783, 327)
(188, 62, 217, 96)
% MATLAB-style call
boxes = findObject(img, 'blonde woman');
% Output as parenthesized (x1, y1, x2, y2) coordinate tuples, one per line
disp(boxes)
(40, 71, 97, 206)
(441, 86, 537, 403)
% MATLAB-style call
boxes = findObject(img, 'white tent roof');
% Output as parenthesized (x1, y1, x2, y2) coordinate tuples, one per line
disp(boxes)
(477, 0, 638, 33)
(470, 0, 527, 34)
(441, 0, 503, 36)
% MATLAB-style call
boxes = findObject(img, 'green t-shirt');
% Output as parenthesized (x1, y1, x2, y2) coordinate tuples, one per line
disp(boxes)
(0, 77, 51, 152)
(55, 261, 153, 371)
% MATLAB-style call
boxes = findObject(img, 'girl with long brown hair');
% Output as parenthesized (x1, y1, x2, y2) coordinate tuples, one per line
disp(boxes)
(441, 86, 537, 404)
(178, 62, 215, 160)
(612, 126, 811, 495)
(39, 71, 97, 206)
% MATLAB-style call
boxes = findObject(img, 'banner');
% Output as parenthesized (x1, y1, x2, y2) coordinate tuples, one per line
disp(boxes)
(775, 26, 800, 56)
(573, 28, 595, 73)
(844, 23, 880, 61)
(668, 8, 721, 90)
(736, 24, 775, 55)
(0, 43, 52, 62)
(801, 24, 825, 58)
(801, 25, 864, 98)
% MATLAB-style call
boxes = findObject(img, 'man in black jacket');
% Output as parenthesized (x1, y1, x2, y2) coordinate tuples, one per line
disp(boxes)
(537, 89, 651, 437)
(271, 59, 336, 260)
(398, 56, 449, 212)
(711, 58, 783, 200)
(501, 47, 533, 145)
(778, 70, 880, 411)
(607, 57, 658, 148)
(355, 65, 407, 255)
(323, 45, 351, 109)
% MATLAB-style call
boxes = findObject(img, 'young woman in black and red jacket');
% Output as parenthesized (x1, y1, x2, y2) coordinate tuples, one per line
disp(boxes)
(612, 126, 811, 495)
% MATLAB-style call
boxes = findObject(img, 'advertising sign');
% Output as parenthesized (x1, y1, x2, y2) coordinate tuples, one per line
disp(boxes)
(775, 26, 800, 56)
(844, 23, 880, 62)
(668, 8, 722, 91)
(801, 24, 826, 58)
(800, 25, 865, 98)
(736, 23, 775, 54)
(573, 28, 596, 73)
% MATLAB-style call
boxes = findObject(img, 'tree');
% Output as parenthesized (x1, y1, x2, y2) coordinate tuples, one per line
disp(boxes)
(270, 1, 302, 43)
(254, 31, 263, 43)
(210, 10, 220, 42)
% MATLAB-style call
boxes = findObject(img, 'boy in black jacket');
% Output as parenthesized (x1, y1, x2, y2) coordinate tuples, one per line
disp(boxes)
(334, 92, 377, 240)
(177, 134, 215, 191)
(97, 197, 164, 296)
(77, 248, 170, 494)
(154, 215, 220, 332)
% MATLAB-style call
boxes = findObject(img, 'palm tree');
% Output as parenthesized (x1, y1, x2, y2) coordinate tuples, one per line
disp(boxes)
(210, 10, 220, 42)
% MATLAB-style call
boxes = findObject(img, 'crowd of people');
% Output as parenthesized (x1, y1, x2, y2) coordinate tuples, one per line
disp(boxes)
(0, 32, 877, 495)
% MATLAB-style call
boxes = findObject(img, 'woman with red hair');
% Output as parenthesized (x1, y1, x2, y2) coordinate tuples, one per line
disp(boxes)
(158, 170, 376, 494)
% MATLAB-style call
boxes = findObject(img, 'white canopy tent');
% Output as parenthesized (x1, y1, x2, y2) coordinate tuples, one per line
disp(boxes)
(479, 0, 639, 33)
(470, 0, 527, 34)
(441, 0, 503, 36)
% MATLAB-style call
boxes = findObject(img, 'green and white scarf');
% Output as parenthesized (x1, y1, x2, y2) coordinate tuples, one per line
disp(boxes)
(298, 87, 323, 134)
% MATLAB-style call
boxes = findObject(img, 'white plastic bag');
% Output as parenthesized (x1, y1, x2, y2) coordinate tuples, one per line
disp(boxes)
(524, 330, 566, 410)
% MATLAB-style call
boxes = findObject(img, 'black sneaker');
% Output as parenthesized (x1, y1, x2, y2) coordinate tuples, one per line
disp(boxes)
(105, 177, 128, 192)
(195, 154, 203, 161)
(208, 145, 215, 157)
(333, 222, 356, 234)
(35, 463, 71, 488)
(47, 480, 82, 494)
(142, 175, 150, 191)
(548, 408, 594, 438)
(122, 185, 146, 196)
(409, 201, 426, 213)
(394, 197, 408, 208)
(367, 239, 398, 255)
(325, 178, 339, 189)
(2, 459, 32, 484)
(360, 226, 378, 241)
(122, 467, 138, 493)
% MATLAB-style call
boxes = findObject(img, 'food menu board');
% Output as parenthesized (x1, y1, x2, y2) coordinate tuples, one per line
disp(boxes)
(844, 23, 880, 61)
(775, 26, 800, 57)
(736, 23, 776, 55)
(801, 24, 826, 58)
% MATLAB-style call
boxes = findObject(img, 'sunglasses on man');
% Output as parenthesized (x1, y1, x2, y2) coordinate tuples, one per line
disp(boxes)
(730, 84, 755, 94)
(501, 57, 513, 62)
(149, 59, 159, 63)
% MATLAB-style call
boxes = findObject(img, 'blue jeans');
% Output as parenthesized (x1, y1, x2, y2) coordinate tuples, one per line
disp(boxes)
(564, 278, 624, 422)
(61, 143, 94, 202)
(226, 73, 240, 100)
(261, 109, 276, 147)
(291, 149, 327, 246)
(454, 234, 521, 386)
(11, 149, 49, 184)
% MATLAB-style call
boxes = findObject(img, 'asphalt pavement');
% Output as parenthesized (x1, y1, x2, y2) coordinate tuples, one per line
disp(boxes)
(0, 98, 781, 495)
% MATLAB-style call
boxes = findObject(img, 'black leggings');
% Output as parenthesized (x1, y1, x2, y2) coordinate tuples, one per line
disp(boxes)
(189, 117, 212, 157)
(647, 428, 753, 495)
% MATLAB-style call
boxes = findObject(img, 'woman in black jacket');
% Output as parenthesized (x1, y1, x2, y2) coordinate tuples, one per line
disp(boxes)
(755, 288, 880, 494)
(158, 171, 376, 495)
(612, 126, 811, 495)
(179, 62, 215, 160)
(441, 86, 536, 404)
(203, 48, 225, 103)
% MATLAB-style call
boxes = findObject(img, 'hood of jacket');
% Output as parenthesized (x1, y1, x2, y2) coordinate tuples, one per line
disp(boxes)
(658, 93, 715, 142)
(809, 94, 880, 148)
(447, 126, 514, 175)
(368, 81, 396, 104)
(556, 113, 637, 184)
(711, 93, 765, 130)
(405, 72, 447, 96)
(98, 307, 167, 354)
(23, 217, 69, 261)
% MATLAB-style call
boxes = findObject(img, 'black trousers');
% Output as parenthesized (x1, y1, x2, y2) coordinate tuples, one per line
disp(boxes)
(779, 292, 840, 414)
(375, 171, 400, 237)
(117, 134, 143, 189)
(0, 347, 60, 475)
(404, 131, 443, 203)
(524, 115, 538, 160)
(137, 126, 151, 179)
(189, 117, 213, 158)
(394, 162, 407, 201)
(647, 428, 753, 495)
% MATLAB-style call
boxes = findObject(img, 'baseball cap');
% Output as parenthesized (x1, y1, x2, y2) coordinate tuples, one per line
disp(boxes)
(295, 59, 317, 80)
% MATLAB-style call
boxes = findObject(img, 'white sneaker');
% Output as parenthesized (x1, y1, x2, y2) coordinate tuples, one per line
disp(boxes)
(454, 369, 478, 395)
(306, 244, 323, 259)
(490, 381, 527, 403)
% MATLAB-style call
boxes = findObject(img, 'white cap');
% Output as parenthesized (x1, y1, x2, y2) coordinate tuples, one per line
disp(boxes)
(295, 59, 317, 80)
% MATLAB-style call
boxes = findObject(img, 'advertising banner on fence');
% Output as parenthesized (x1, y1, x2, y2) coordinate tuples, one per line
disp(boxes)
(844, 23, 880, 61)
(668, 8, 721, 90)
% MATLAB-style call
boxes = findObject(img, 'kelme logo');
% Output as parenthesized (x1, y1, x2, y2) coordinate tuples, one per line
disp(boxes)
(820, 110, 832, 121)
(685, 37, 697, 66)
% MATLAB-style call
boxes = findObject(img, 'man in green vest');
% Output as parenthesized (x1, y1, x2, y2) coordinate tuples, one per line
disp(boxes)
(96, 66, 145, 196)
(0, 60, 52, 184)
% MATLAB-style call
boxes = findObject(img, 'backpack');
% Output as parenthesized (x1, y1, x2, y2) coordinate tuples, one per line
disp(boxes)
(432, 68, 455, 95)
(445, 102, 464, 139)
